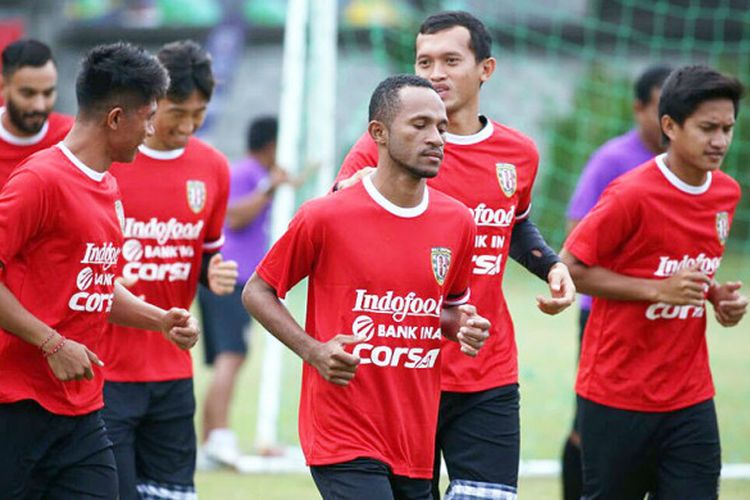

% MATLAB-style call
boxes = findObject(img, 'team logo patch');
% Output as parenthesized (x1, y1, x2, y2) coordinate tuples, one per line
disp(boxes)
(716, 211, 729, 246)
(114, 200, 125, 232)
(186, 180, 207, 214)
(431, 247, 452, 286)
(496, 163, 517, 198)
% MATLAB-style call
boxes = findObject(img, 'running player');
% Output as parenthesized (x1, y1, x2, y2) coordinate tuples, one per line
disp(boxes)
(562, 65, 746, 499)
(244, 74, 490, 500)
(333, 11, 575, 498)
(0, 42, 199, 499)
(561, 63, 672, 500)
(0, 39, 73, 188)
(99, 40, 235, 500)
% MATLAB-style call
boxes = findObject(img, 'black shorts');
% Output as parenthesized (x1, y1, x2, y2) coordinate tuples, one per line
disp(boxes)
(579, 396, 720, 500)
(198, 284, 251, 365)
(102, 379, 196, 500)
(433, 384, 520, 499)
(0, 400, 117, 499)
(311, 457, 432, 500)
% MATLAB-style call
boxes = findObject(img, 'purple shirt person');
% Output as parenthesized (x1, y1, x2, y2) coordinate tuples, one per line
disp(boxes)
(560, 65, 673, 500)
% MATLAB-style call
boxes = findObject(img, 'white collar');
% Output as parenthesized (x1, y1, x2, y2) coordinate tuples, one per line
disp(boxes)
(138, 143, 186, 160)
(56, 142, 105, 182)
(444, 116, 493, 145)
(655, 153, 711, 195)
(362, 172, 429, 218)
(0, 107, 49, 146)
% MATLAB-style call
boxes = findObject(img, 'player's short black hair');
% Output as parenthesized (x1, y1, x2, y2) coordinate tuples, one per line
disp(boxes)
(419, 11, 492, 62)
(157, 40, 215, 103)
(247, 115, 277, 152)
(76, 42, 169, 117)
(659, 65, 744, 143)
(369, 74, 434, 126)
(634, 64, 673, 104)
(1, 39, 54, 78)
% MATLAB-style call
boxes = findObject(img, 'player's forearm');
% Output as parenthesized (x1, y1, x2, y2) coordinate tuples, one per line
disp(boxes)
(561, 249, 659, 302)
(509, 218, 561, 281)
(0, 281, 57, 346)
(439, 305, 461, 342)
(108, 281, 167, 331)
(242, 273, 320, 363)
(226, 191, 271, 230)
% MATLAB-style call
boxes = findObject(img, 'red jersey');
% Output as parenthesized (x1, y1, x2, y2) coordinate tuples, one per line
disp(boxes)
(257, 175, 475, 478)
(335, 117, 539, 392)
(0, 109, 73, 189)
(565, 155, 740, 412)
(0, 144, 123, 416)
(100, 137, 229, 382)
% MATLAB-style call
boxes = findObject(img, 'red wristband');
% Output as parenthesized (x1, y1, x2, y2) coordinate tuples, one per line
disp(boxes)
(39, 332, 57, 352)
(44, 337, 67, 358)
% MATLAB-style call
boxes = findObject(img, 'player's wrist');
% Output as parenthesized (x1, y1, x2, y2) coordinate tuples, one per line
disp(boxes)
(42, 334, 67, 358)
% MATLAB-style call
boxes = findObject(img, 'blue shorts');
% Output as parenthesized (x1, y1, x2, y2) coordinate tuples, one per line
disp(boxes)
(103, 379, 196, 500)
(197, 284, 251, 365)
(0, 400, 117, 499)
(311, 457, 432, 500)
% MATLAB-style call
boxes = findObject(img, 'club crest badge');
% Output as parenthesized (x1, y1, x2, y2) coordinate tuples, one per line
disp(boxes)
(431, 247, 452, 286)
(114, 200, 125, 232)
(496, 163, 517, 198)
(186, 180, 207, 214)
(716, 211, 729, 246)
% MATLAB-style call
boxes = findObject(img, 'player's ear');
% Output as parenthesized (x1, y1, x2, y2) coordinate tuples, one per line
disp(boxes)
(106, 106, 125, 130)
(661, 114, 677, 142)
(479, 57, 496, 83)
(368, 120, 388, 146)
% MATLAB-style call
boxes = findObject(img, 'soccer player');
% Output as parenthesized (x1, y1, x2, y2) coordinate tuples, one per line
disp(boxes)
(0, 42, 200, 499)
(198, 115, 288, 467)
(562, 65, 747, 499)
(561, 63, 672, 500)
(98, 40, 235, 500)
(333, 11, 575, 498)
(0, 39, 73, 188)
(244, 74, 490, 499)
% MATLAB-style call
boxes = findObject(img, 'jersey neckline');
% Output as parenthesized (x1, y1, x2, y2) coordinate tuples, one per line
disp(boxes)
(138, 143, 186, 160)
(0, 107, 49, 146)
(444, 115, 493, 145)
(362, 172, 429, 218)
(56, 142, 106, 182)
(655, 153, 712, 195)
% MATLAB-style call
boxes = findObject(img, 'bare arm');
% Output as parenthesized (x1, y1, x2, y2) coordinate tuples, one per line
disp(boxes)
(440, 303, 490, 357)
(226, 168, 288, 230)
(560, 248, 709, 305)
(242, 272, 361, 386)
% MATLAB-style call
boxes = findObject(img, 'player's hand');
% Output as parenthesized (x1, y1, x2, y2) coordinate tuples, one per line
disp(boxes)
(537, 262, 576, 315)
(655, 266, 710, 306)
(709, 281, 748, 327)
(335, 167, 376, 191)
(161, 308, 200, 350)
(46, 336, 104, 381)
(208, 253, 239, 296)
(308, 334, 362, 386)
(456, 304, 490, 357)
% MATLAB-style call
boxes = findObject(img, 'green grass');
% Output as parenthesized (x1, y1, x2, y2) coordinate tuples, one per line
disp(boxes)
(192, 254, 750, 498)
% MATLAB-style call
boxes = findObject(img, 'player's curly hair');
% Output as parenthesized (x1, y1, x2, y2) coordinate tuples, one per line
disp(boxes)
(76, 42, 168, 117)
(368, 74, 435, 126)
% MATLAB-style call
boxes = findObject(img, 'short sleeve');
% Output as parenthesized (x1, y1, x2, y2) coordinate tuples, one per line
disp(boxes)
(0, 169, 49, 271)
(331, 132, 379, 191)
(567, 148, 624, 221)
(515, 139, 539, 220)
(444, 213, 477, 306)
(203, 155, 231, 253)
(255, 206, 318, 298)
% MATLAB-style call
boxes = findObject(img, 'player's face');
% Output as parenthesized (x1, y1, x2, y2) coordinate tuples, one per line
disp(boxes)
(1, 61, 57, 135)
(634, 87, 664, 152)
(414, 26, 492, 116)
(112, 100, 157, 163)
(385, 86, 447, 179)
(150, 90, 208, 150)
(662, 98, 735, 179)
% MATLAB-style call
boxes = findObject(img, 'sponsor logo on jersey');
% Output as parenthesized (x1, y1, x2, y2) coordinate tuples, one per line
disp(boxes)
(716, 211, 729, 246)
(645, 303, 705, 320)
(431, 247, 451, 286)
(472, 253, 503, 275)
(352, 344, 440, 369)
(80, 242, 121, 271)
(653, 253, 721, 277)
(186, 180, 207, 214)
(68, 266, 115, 312)
(352, 289, 442, 322)
(114, 200, 125, 232)
(496, 163, 517, 198)
(352, 315, 376, 341)
(470, 203, 515, 227)
(122, 217, 204, 244)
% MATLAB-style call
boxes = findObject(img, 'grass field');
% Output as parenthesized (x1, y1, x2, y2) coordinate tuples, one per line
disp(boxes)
(192, 254, 750, 498)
